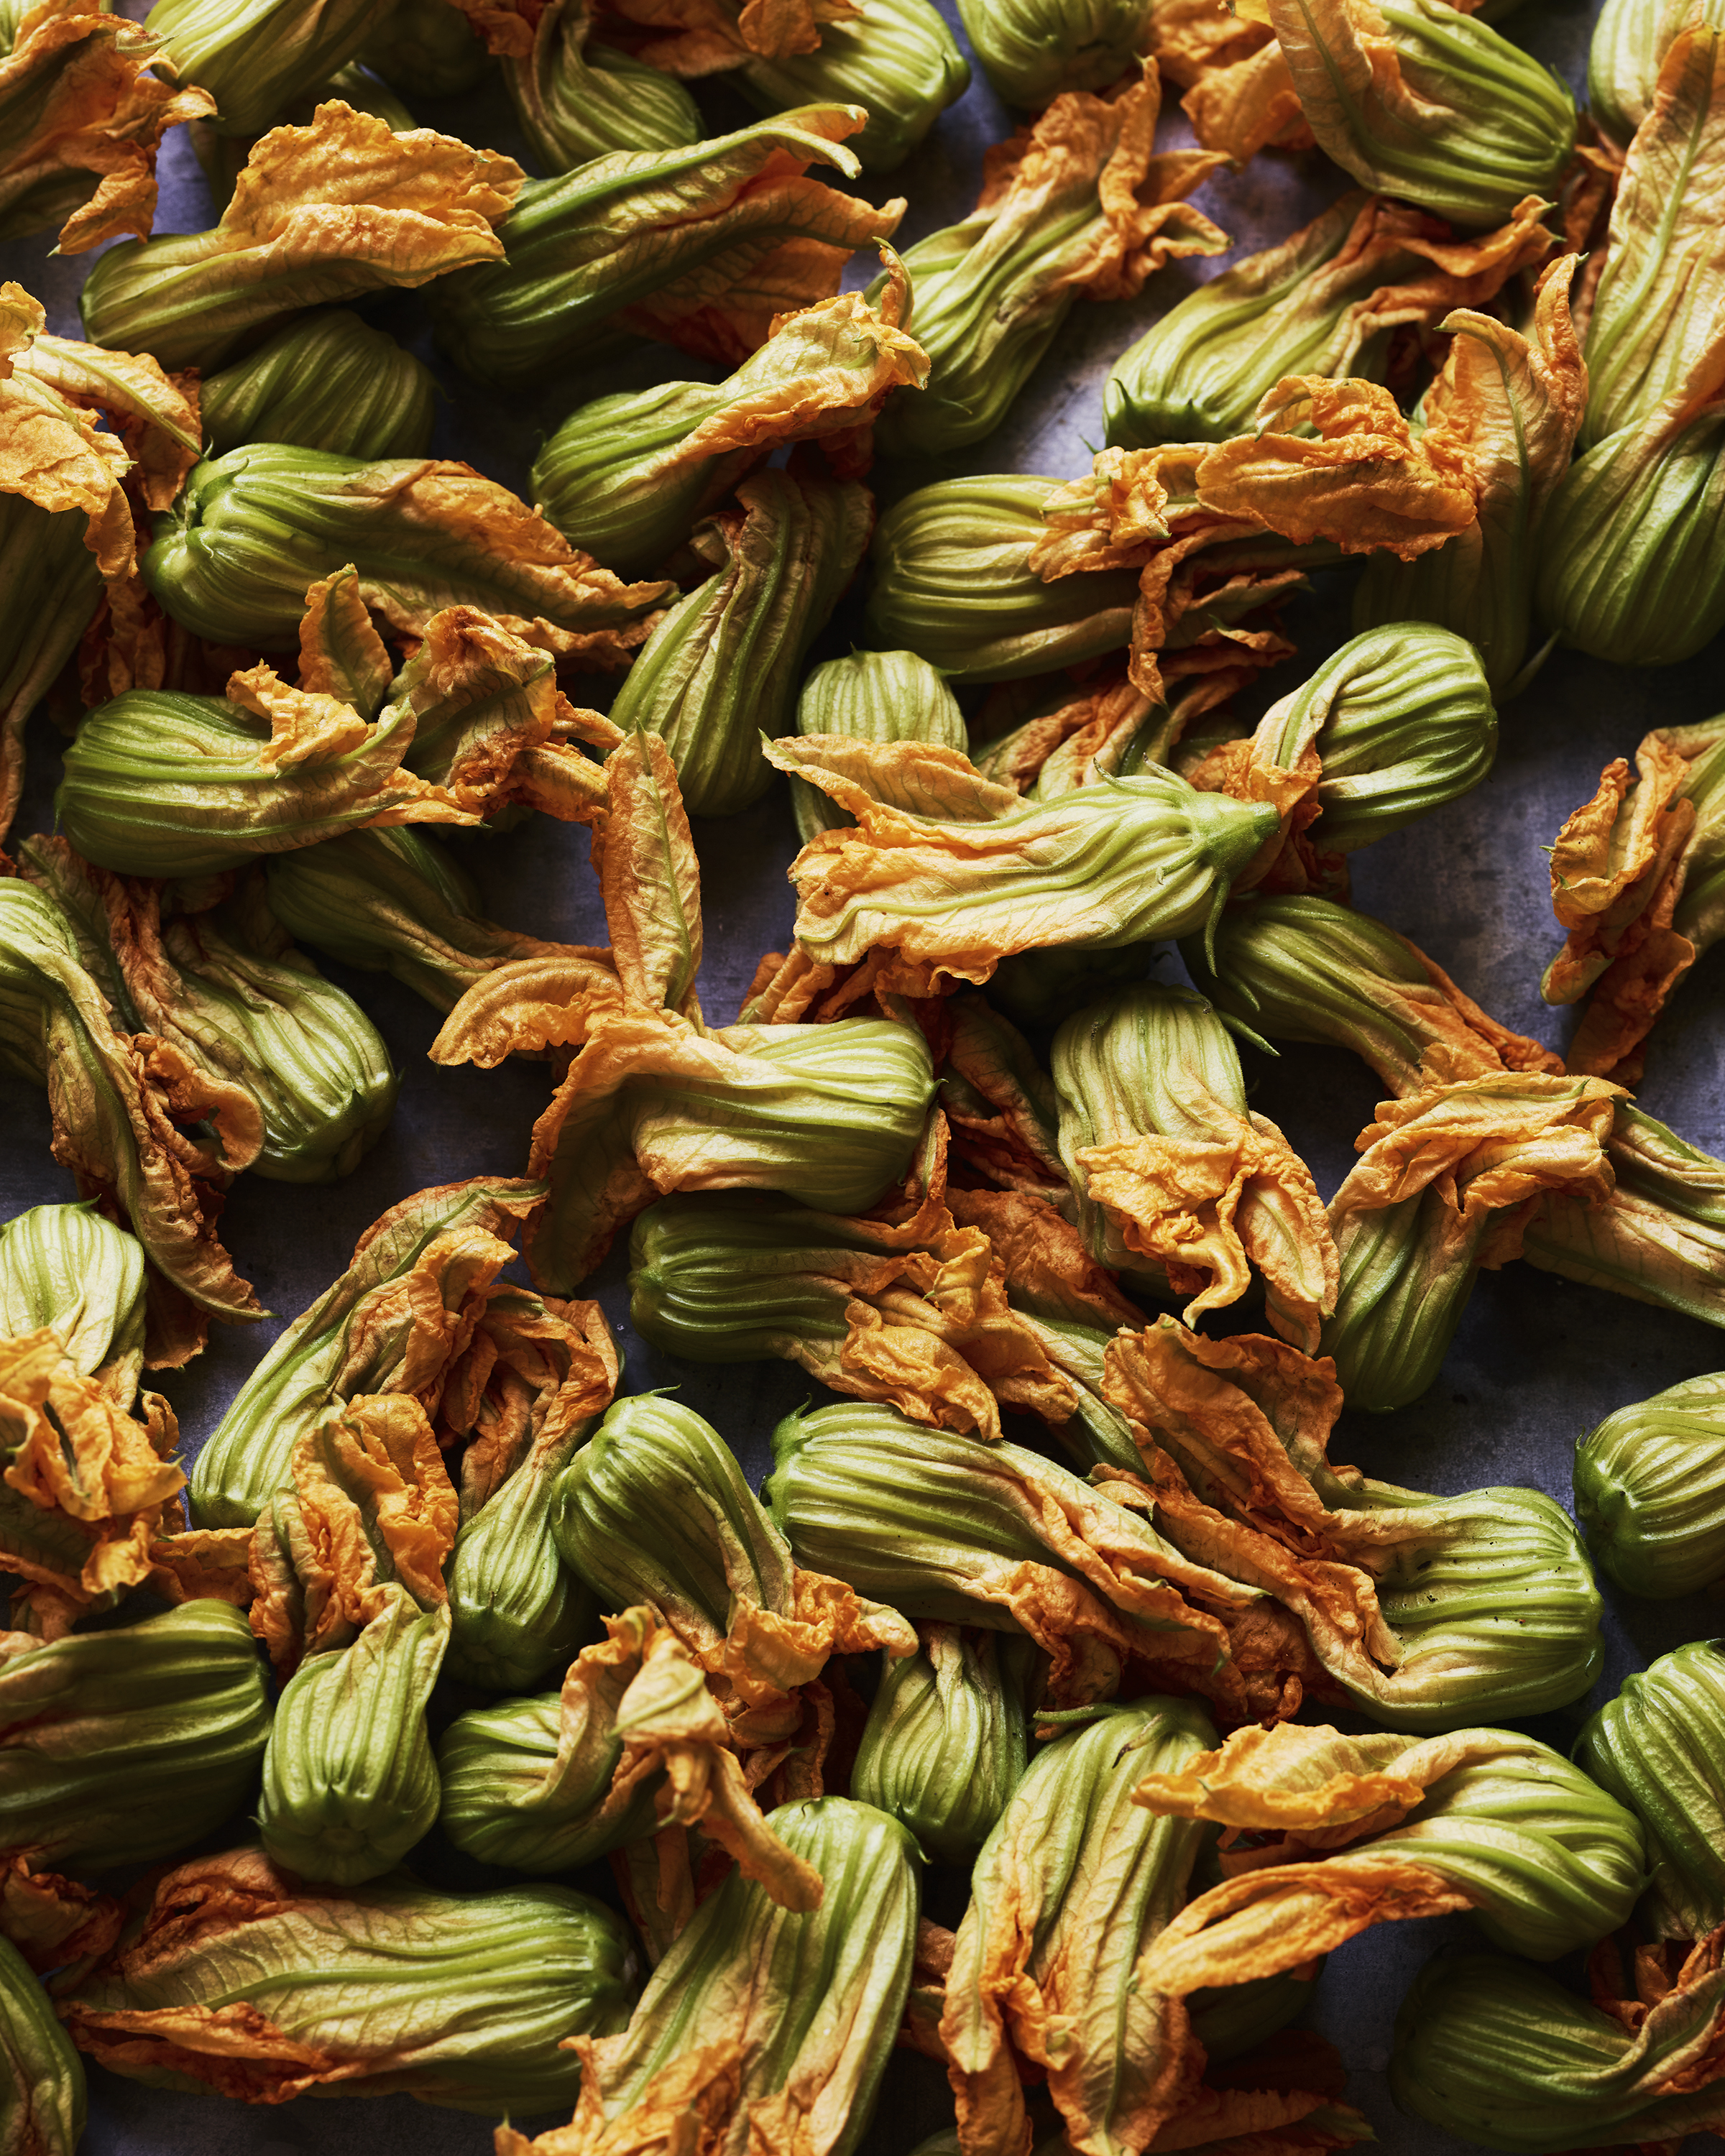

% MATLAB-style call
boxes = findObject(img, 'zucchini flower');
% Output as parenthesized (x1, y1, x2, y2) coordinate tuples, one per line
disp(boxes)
(1131, 1718, 1645, 1993)
(61, 571, 633, 878)
(450, 0, 699, 169)
(1573, 1373, 1725, 1600)
(1320, 1071, 1619, 1412)
(56, 1845, 636, 2109)
(1589, 0, 1721, 143)
(1103, 1318, 1604, 1728)
(790, 646, 967, 845)
(0, 1601, 270, 1874)
(190, 1174, 540, 1526)
(144, 448, 671, 658)
(864, 474, 1141, 681)
(1351, 257, 1588, 691)
(0, 1201, 145, 1405)
(0, 284, 202, 844)
(530, 257, 926, 580)
(765, 1399, 1281, 1717)
(440, 1603, 825, 1909)
(1254, 0, 1576, 229)
(607, 469, 873, 816)
(0, 879, 261, 1339)
(18, 837, 396, 1183)
(500, 1795, 912, 2156)
(200, 310, 436, 462)
(0, 1934, 83, 2152)
(1052, 985, 1338, 1350)
(871, 71, 1228, 459)
(1105, 189, 1554, 450)
(443, 1291, 619, 1691)
(141, 0, 375, 135)
(954, 0, 1154, 105)
(1539, 719, 1725, 1084)
(361, 0, 488, 94)
(764, 733, 1278, 1003)
(851, 1626, 1032, 1864)
(78, 101, 521, 372)
(552, 1394, 914, 1746)
(1390, 1948, 1725, 2155)
(431, 106, 906, 388)
(942, 1697, 1368, 2156)
(725, 0, 970, 172)
(0, 0, 212, 252)
(250, 1393, 459, 1884)
(265, 826, 584, 1015)
(1575, 1640, 1725, 1945)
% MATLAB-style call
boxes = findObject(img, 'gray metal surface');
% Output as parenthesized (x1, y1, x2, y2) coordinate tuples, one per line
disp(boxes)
(3, 0, 1721, 2147)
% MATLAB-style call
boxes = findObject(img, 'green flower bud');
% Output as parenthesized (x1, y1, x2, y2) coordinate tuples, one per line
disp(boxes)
(1588, 0, 1721, 142)
(500, 0, 700, 171)
(954, 0, 1152, 106)
(0, 1603, 271, 1872)
(190, 1175, 539, 1527)
(360, 0, 489, 96)
(199, 310, 436, 461)
(431, 107, 899, 390)
(0, 1202, 146, 1405)
(564, 1797, 915, 2156)
(942, 1697, 1215, 2156)
(438, 1682, 659, 1876)
(142, 0, 377, 136)
(733, 0, 970, 172)
(259, 1595, 448, 1886)
(1534, 407, 1725, 668)
(0, 497, 101, 845)
(609, 472, 872, 816)
(627, 1191, 862, 1365)
(1264, 0, 1576, 229)
(1575, 1640, 1725, 1945)
(864, 476, 1139, 681)
(0, 1933, 85, 2153)
(58, 1846, 636, 2111)
(851, 1625, 1032, 1864)
(1390, 1950, 1725, 2155)
(142, 443, 669, 651)
(1573, 1373, 1725, 1598)
(791, 648, 967, 845)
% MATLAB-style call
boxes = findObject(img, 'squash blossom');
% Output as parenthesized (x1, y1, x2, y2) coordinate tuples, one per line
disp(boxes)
(1573, 1375, 1725, 1600)
(140, 0, 377, 135)
(200, 310, 436, 461)
(55, 1845, 636, 2109)
(431, 105, 905, 389)
(361, 0, 487, 94)
(0, 1200, 145, 1406)
(1588, 0, 1724, 142)
(790, 646, 966, 846)
(494, 1796, 915, 2156)
(0, 1932, 83, 2152)
(954, 0, 1156, 106)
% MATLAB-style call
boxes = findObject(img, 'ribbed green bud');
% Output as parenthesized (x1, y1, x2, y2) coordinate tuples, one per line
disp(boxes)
(734, 0, 970, 171)
(553, 1395, 794, 1634)
(1391, 1951, 1725, 2154)
(1573, 1373, 1725, 1598)
(503, 0, 700, 170)
(0, 497, 101, 836)
(0, 1602, 271, 1871)
(58, 1849, 636, 2113)
(1250, 625, 1497, 850)
(954, 0, 1151, 106)
(609, 472, 872, 816)
(1575, 1640, 1725, 1945)
(0, 1934, 84, 2154)
(191, 1176, 539, 1526)
(258, 1595, 448, 1886)
(143, 443, 668, 649)
(359, 0, 489, 96)
(628, 1192, 857, 1363)
(142, 0, 376, 134)
(438, 1684, 660, 1875)
(1588, 0, 1722, 142)
(0, 1202, 146, 1404)
(851, 1626, 1032, 1864)
(1271, 0, 1575, 229)
(1534, 409, 1725, 668)
(200, 311, 436, 461)
(1320, 1182, 1487, 1412)
(578, 1797, 916, 2156)
(865, 476, 1138, 680)
(791, 648, 967, 845)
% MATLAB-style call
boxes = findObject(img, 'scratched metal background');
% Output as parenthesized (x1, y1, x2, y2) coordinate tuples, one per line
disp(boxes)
(6, 0, 1724, 2147)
